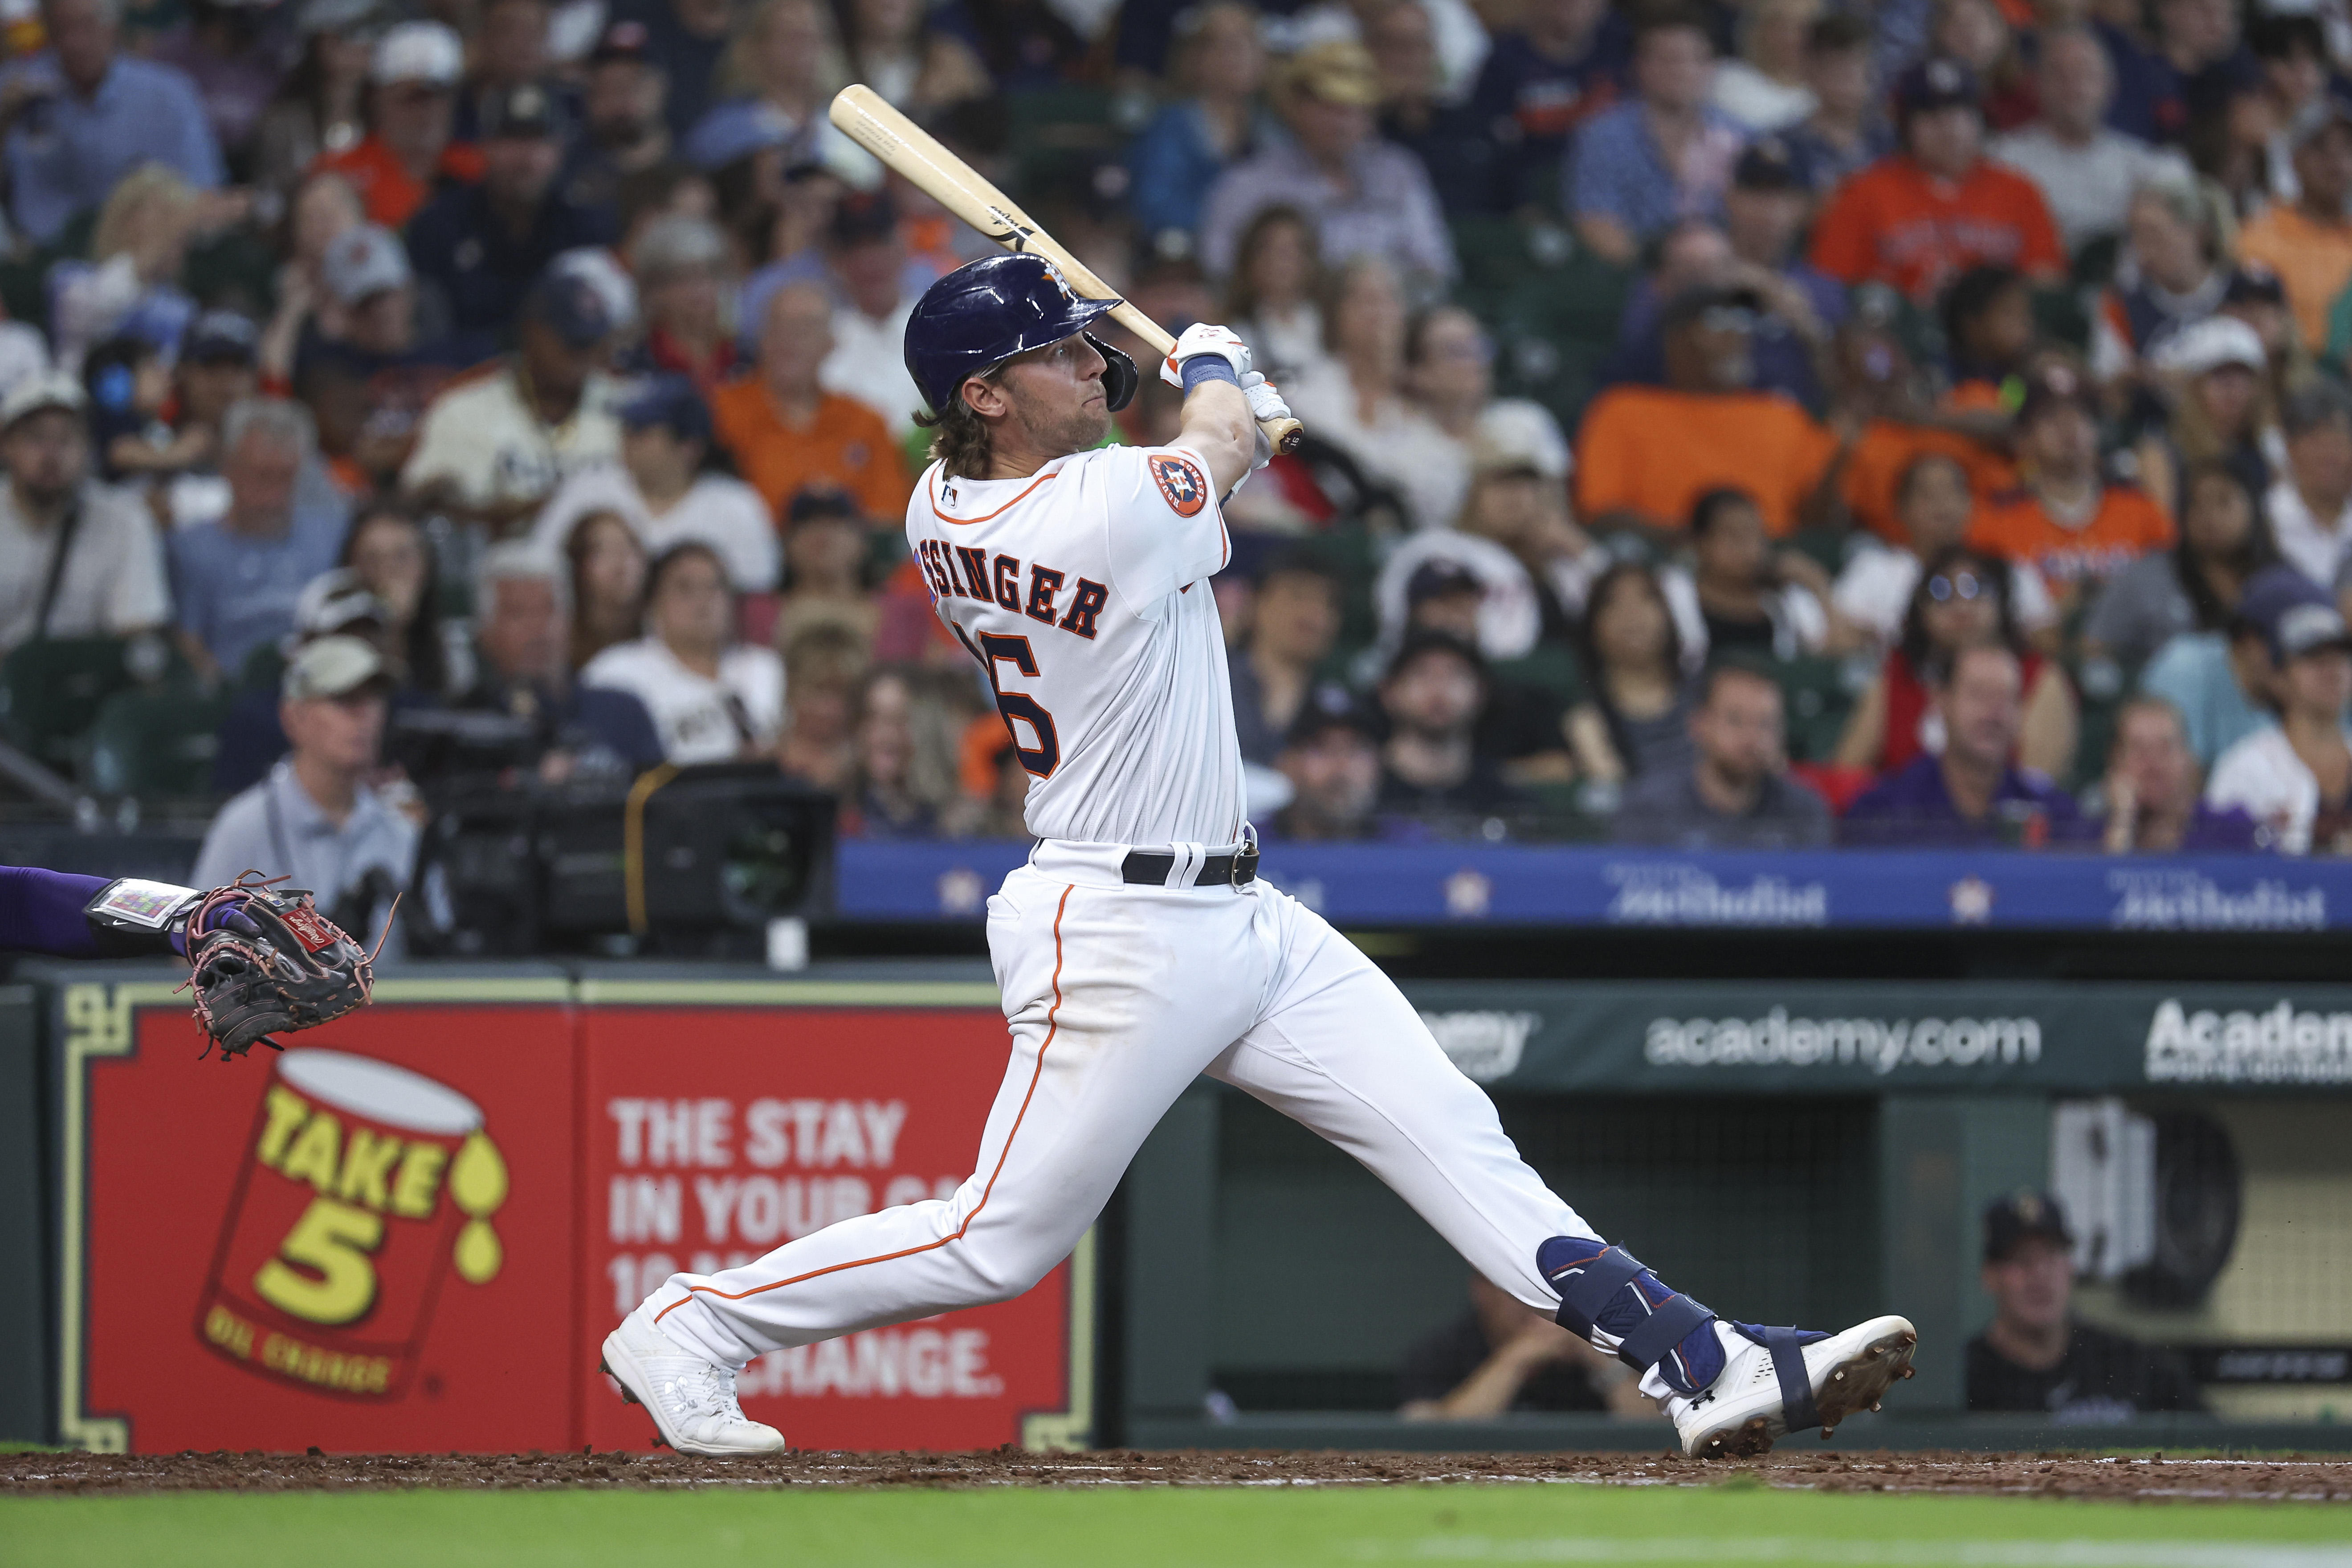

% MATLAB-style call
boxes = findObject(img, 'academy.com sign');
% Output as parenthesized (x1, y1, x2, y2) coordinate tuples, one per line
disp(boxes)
(2145, 999, 2352, 1083)
(1645, 1006, 2042, 1075)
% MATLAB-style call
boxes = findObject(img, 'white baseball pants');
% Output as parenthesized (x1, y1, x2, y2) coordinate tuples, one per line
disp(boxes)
(644, 844, 1602, 1368)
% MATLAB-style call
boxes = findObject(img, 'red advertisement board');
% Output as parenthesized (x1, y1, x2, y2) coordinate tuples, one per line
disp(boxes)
(60, 976, 1091, 1455)
(69, 981, 580, 1454)
(579, 1002, 1084, 1453)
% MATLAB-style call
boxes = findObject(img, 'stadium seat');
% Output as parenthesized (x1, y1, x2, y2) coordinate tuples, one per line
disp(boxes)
(82, 683, 234, 799)
(1775, 653, 1865, 764)
(0, 635, 182, 773)
(2067, 653, 2134, 793)
(1491, 643, 1586, 706)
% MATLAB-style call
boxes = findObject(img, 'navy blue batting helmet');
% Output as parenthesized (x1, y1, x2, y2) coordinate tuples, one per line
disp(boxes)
(903, 253, 1138, 418)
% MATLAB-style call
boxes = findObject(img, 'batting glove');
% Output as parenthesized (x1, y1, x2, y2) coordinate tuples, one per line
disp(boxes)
(1243, 371, 1289, 471)
(1160, 322, 1253, 387)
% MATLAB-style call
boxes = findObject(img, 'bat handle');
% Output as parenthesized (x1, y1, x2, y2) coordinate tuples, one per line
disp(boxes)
(1262, 415, 1304, 456)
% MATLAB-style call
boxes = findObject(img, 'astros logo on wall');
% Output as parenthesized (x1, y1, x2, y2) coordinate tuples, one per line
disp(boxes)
(1150, 455, 1207, 517)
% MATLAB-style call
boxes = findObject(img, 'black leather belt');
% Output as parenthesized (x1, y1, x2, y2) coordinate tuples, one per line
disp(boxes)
(1121, 843, 1259, 888)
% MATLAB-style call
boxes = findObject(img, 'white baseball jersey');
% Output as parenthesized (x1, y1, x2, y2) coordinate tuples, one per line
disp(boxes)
(904, 443, 1246, 848)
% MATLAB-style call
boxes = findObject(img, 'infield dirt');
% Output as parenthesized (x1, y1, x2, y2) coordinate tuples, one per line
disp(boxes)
(4, 1449, 2348, 1501)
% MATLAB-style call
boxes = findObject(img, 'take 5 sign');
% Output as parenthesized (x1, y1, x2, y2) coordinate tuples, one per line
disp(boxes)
(56, 973, 1092, 1454)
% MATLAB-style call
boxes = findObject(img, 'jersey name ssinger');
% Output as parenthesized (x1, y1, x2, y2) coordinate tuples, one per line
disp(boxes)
(905, 442, 1245, 848)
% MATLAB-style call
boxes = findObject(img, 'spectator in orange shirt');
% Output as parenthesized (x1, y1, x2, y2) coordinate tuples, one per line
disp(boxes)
(1971, 365, 2173, 608)
(312, 22, 481, 232)
(2237, 102, 2352, 355)
(1808, 56, 2065, 303)
(1830, 287, 2015, 543)
(1575, 282, 1848, 535)
(711, 281, 911, 527)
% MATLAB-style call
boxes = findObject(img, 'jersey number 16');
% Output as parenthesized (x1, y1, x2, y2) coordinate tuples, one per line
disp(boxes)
(978, 632, 1060, 779)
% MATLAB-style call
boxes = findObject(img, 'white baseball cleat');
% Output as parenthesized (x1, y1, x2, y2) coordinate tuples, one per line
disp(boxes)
(599, 1309, 786, 1458)
(1670, 1314, 1917, 1460)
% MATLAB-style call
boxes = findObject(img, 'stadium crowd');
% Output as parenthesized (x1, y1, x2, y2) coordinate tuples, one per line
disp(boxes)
(9, 0, 2352, 895)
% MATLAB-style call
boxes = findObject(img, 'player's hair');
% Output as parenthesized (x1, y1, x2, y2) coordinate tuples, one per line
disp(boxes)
(916, 368, 1004, 480)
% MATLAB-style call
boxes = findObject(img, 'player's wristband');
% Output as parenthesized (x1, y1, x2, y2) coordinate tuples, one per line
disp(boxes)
(83, 878, 203, 957)
(1179, 356, 1242, 394)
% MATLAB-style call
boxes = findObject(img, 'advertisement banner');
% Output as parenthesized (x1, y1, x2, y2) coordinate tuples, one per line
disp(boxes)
(836, 841, 2352, 933)
(577, 990, 1090, 1453)
(62, 975, 579, 1454)
(1402, 981, 2352, 1094)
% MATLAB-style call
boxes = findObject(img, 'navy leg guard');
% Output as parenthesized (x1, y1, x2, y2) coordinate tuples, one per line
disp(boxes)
(1729, 1322, 1830, 1430)
(1537, 1237, 1723, 1395)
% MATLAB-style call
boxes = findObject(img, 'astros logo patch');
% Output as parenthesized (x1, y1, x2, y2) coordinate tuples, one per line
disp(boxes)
(1150, 455, 1208, 517)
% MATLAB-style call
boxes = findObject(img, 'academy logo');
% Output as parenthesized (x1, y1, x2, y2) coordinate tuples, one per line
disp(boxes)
(1149, 454, 1208, 517)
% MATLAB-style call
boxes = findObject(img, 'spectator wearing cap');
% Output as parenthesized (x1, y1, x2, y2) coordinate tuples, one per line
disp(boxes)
(1376, 632, 1525, 822)
(582, 539, 785, 765)
(2136, 315, 2281, 519)
(2218, 266, 2310, 416)
(2089, 175, 2231, 386)
(818, 194, 929, 435)
(1614, 662, 1830, 848)
(1563, 5, 1743, 266)
(1467, 0, 1629, 214)
(192, 634, 416, 954)
(1970, 367, 2172, 613)
(1987, 29, 2190, 258)
(1777, 14, 1889, 198)
(1231, 552, 1343, 766)
(0, 0, 224, 247)
(1271, 692, 1384, 840)
(563, 19, 673, 214)
(169, 397, 352, 679)
(0, 371, 167, 656)
(774, 489, 879, 654)
(2139, 560, 2298, 770)
(208, 565, 395, 794)
(401, 267, 624, 528)
(456, 0, 574, 145)
(2099, 695, 2260, 852)
(532, 375, 777, 591)
(1599, 217, 1822, 410)
(712, 281, 911, 525)
(1199, 38, 1455, 285)
(1369, 0, 1505, 218)
(1127, 1, 1274, 250)
(447, 539, 665, 781)
(312, 21, 475, 232)
(2238, 104, 2352, 354)
(1709, 0, 1817, 135)
(2206, 569, 2352, 852)
(1809, 57, 2064, 305)
(1377, 411, 1593, 659)
(1575, 282, 1848, 535)
(151, 309, 265, 527)
(408, 81, 620, 341)
(1966, 1191, 2204, 1417)
(2087, 461, 2270, 669)
(607, 0, 733, 141)
(2263, 383, 2352, 589)
(249, 0, 380, 203)
(1842, 642, 2084, 847)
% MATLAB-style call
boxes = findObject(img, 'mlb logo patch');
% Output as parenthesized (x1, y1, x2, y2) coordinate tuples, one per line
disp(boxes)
(1149, 454, 1208, 517)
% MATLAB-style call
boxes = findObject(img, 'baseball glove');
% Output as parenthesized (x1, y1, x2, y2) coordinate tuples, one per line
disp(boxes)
(184, 873, 381, 1059)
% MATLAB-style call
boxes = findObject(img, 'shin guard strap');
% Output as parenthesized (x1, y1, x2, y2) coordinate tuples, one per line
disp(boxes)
(1738, 1324, 1823, 1431)
(1616, 1290, 1716, 1371)
(1545, 1245, 1645, 1339)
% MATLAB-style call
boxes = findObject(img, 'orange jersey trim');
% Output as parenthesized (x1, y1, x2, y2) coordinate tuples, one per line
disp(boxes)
(654, 882, 1076, 1323)
(930, 466, 1060, 525)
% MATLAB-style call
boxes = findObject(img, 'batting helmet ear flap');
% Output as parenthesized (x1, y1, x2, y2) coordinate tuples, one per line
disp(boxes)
(1088, 332, 1137, 413)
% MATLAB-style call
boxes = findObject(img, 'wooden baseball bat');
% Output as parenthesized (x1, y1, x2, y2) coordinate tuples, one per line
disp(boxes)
(827, 84, 1304, 454)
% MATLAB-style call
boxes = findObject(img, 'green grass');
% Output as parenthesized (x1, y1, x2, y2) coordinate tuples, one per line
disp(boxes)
(5, 1485, 2352, 1568)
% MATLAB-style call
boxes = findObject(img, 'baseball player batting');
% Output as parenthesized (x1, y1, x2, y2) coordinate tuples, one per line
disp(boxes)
(601, 254, 1917, 1460)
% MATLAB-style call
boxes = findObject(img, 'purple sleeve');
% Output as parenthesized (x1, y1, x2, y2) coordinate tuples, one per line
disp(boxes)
(0, 865, 109, 957)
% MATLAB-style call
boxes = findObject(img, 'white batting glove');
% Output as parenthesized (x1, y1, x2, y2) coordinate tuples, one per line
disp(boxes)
(1242, 371, 1288, 472)
(1160, 322, 1253, 387)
